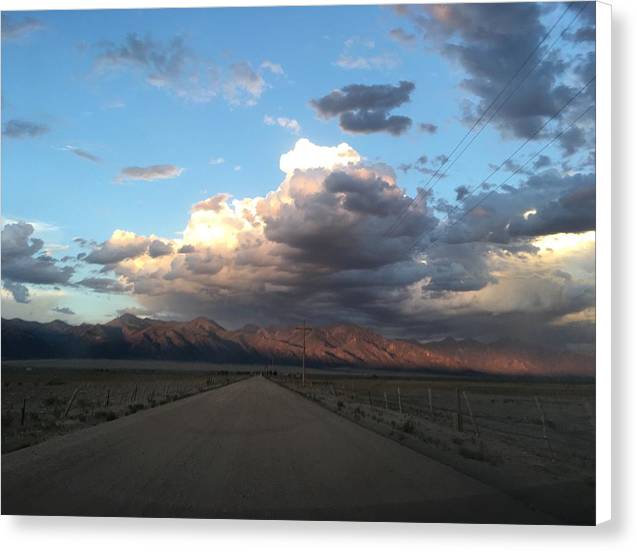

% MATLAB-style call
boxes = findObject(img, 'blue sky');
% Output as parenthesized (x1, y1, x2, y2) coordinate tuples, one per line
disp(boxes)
(1, 3, 597, 351)
(2, 5, 482, 241)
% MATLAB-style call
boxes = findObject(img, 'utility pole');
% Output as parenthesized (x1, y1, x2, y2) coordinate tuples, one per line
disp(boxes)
(296, 320, 311, 386)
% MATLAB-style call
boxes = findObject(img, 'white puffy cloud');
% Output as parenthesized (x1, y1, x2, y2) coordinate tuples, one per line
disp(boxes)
(279, 138, 361, 173)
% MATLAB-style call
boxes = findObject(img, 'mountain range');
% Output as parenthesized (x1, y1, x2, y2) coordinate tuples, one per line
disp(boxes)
(0, 314, 594, 377)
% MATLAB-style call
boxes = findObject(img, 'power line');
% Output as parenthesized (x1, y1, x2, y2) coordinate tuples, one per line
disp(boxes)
(386, 1, 585, 237)
(434, 74, 595, 233)
(411, 100, 595, 255)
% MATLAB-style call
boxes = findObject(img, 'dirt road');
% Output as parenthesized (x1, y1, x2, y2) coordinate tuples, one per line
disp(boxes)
(2, 376, 554, 522)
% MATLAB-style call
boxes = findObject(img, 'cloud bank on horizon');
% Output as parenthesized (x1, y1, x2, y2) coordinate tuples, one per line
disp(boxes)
(1, 3, 596, 353)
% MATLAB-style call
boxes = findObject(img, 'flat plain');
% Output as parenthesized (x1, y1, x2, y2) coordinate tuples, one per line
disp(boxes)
(1, 361, 594, 523)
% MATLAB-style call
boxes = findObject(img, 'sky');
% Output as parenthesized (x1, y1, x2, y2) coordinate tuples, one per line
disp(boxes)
(1, 2, 596, 353)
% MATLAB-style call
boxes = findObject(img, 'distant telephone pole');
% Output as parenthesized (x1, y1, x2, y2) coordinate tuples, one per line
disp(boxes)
(296, 320, 311, 386)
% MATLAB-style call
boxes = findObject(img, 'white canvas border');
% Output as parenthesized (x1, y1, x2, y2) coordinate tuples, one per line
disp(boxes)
(0, 0, 618, 543)
(595, 0, 612, 526)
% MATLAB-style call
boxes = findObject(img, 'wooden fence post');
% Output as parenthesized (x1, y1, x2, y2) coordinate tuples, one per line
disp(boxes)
(129, 385, 138, 404)
(21, 398, 26, 426)
(368, 391, 373, 407)
(384, 392, 388, 409)
(397, 386, 402, 414)
(534, 396, 553, 458)
(427, 387, 433, 416)
(64, 387, 81, 418)
(455, 388, 463, 432)
(462, 391, 480, 440)
(104, 388, 110, 408)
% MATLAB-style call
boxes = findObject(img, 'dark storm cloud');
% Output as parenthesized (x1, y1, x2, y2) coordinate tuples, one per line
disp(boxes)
(558, 125, 586, 156)
(396, 3, 595, 141)
(312, 81, 414, 116)
(533, 154, 552, 170)
(78, 277, 129, 294)
(263, 171, 437, 271)
(339, 110, 412, 136)
(455, 185, 470, 201)
(148, 239, 173, 258)
(85, 235, 150, 265)
(436, 170, 595, 245)
(422, 242, 496, 293)
(509, 182, 595, 237)
(1, 222, 74, 302)
(3, 280, 30, 304)
(310, 81, 415, 135)
(2, 119, 49, 139)
(1, 16, 43, 41)
(324, 172, 409, 217)
(567, 26, 596, 43)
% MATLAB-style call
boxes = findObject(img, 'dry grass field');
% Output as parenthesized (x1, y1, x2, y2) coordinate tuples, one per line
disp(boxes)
(1, 360, 251, 453)
(278, 373, 595, 524)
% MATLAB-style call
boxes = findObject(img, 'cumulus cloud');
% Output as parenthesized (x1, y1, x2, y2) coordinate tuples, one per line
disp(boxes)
(1, 16, 44, 41)
(1, 222, 74, 302)
(264, 115, 301, 134)
(72, 139, 594, 350)
(209, 157, 225, 165)
(2, 119, 49, 139)
(279, 138, 360, 173)
(116, 164, 183, 182)
(311, 81, 415, 135)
